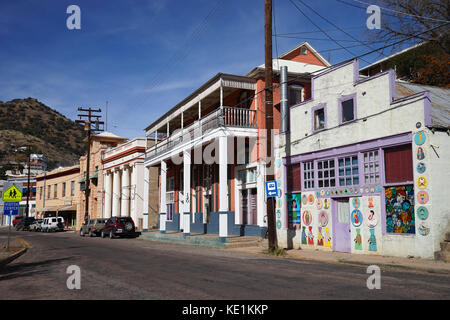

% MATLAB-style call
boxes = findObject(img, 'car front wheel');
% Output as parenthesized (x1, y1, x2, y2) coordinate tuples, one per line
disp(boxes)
(101, 231, 105, 238)
(109, 231, 114, 239)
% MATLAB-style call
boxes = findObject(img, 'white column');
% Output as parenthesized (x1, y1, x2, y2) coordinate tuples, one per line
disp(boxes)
(112, 168, 120, 217)
(219, 135, 228, 240)
(183, 150, 191, 235)
(121, 166, 130, 217)
(142, 164, 150, 232)
(104, 170, 112, 218)
(160, 160, 167, 233)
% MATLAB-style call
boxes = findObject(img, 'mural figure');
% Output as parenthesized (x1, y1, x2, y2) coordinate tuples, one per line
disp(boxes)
(414, 131, 426, 145)
(351, 209, 363, 227)
(417, 162, 426, 174)
(417, 147, 425, 160)
(317, 227, 324, 246)
(287, 193, 301, 227)
(417, 191, 429, 204)
(417, 176, 427, 189)
(385, 186, 415, 234)
(366, 209, 378, 228)
(324, 227, 331, 247)
(301, 226, 307, 245)
(354, 228, 362, 250)
(368, 229, 377, 251)
(307, 226, 314, 245)
(417, 206, 429, 220)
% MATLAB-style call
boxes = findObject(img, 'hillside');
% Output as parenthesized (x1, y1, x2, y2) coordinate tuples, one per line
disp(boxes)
(0, 98, 87, 170)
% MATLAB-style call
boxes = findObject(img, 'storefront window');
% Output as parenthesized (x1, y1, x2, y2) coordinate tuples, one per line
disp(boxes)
(364, 151, 380, 184)
(303, 161, 314, 189)
(317, 159, 335, 188)
(338, 155, 359, 186)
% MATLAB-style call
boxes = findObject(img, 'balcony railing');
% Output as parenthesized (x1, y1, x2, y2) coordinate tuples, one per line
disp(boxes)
(147, 107, 257, 160)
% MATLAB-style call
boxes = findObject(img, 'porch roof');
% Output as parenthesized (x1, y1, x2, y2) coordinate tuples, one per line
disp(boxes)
(144, 73, 256, 135)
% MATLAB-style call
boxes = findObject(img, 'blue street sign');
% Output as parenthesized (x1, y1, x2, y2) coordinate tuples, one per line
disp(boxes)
(265, 180, 278, 198)
(3, 202, 19, 216)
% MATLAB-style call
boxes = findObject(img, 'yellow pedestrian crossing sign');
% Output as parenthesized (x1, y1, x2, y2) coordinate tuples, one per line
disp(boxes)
(2, 184, 23, 202)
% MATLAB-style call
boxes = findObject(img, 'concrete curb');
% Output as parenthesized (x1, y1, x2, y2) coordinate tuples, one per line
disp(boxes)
(139, 232, 228, 248)
(0, 247, 28, 268)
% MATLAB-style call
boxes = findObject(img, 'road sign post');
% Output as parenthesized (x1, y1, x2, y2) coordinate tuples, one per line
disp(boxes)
(3, 185, 22, 252)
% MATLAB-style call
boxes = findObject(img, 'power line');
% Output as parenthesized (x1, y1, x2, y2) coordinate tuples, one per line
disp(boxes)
(288, 0, 372, 64)
(297, 0, 388, 58)
(351, 0, 450, 23)
(334, 0, 414, 20)
(276, 25, 365, 36)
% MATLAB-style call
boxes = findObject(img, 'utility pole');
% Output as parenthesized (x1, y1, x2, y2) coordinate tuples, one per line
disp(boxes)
(25, 145, 32, 218)
(76, 108, 104, 223)
(265, 0, 277, 251)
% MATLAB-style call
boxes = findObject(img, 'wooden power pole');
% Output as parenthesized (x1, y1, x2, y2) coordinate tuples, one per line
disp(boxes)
(265, 0, 277, 251)
(76, 108, 104, 223)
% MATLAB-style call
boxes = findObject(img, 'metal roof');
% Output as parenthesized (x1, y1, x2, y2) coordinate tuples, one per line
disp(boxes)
(396, 81, 450, 129)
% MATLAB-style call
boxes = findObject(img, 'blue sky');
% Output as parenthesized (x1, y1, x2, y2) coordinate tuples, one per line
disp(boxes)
(0, 0, 414, 139)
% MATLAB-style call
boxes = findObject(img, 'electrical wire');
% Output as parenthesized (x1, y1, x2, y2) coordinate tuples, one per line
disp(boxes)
(351, 0, 450, 23)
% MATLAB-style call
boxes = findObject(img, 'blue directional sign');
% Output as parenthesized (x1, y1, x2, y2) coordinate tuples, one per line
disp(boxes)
(265, 180, 278, 198)
(3, 202, 19, 216)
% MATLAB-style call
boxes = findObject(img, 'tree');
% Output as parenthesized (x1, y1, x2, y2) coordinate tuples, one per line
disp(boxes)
(368, 0, 450, 53)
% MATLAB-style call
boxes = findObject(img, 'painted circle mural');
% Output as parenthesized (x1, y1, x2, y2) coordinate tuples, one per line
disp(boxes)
(417, 147, 425, 160)
(302, 195, 308, 205)
(414, 131, 426, 146)
(417, 162, 426, 174)
(351, 209, 363, 227)
(316, 198, 322, 210)
(351, 197, 361, 209)
(307, 194, 315, 205)
(323, 198, 331, 209)
(416, 176, 428, 189)
(416, 206, 429, 220)
(418, 223, 430, 236)
(366, 209, 378, 228)
(318, 211, 329, 227)
(376, 185, 382, 192)
(276, 159, 282, 168)
(417, 191, 429, 204)
(276, 220, 282, 229)
(276, 209, 281, 219)
(320, 190, 325, 196)
(302, 210, 312, 226)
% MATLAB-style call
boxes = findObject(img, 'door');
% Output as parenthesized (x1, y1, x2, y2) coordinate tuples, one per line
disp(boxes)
(333, 198, 351, 253)
(241, 190, 248, 225)
(248, 188, 257, 225)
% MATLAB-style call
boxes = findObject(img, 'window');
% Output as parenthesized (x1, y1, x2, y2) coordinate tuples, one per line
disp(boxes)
(288, 85, 304, 106)
(317, 159, 336, 188)
(303, 161, 314, 189)
(339, 94, 356, 124)
(364, 151, 380, 185)
(40, 186, 43, 200)
(312, 104, 326, 132)
(54, 184, 58, 199)
(384, 144, 413, 183)
(338, 155, 359, 186)
(71, 181, 75, 196)
(62, 182, 66, 197)
(300, 46, 307, 55)
(48, 185, 51, 199)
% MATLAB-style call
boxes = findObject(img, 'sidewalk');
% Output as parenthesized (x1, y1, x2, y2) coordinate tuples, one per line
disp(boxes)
(0, 237, 32, 267)
(228, 245, 450, 275)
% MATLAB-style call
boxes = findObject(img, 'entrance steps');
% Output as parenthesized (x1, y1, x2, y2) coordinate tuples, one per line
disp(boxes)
(435, 230, 450, 263)
(224, 236, 268, 249)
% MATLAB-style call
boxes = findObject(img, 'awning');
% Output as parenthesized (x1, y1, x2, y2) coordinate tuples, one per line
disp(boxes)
(58, 205, 76, 212)
(78, 176, 86, 183)
(40, 206, 59, 212)
(89, 171, 98, 180)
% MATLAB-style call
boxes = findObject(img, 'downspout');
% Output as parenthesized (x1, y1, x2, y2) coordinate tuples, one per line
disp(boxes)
(281, 65, 288, 133)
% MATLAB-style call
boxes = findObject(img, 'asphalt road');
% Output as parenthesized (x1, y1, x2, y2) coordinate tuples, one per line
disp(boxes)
(0, 227, 449, 300)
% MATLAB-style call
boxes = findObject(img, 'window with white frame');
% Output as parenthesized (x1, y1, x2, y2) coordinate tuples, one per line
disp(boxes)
(364, 151, 380, 185)
(303, 161, 315, 189)
(288, 85, 304, 106)
(338, 155, 359, 186)
(317, 159, 336, 188)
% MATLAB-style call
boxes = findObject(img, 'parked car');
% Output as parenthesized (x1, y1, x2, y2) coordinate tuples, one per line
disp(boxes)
(12, 216, 24, 227)
(101, 217, 137, 239)
(80, 218, 108, 237)
(15, 217, 35, 231)
(29, 219, 43, 232)
(41, 217, 65, 232)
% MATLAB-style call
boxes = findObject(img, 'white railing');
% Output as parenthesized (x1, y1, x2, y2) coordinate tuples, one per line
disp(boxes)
(146, 107, 256, 160)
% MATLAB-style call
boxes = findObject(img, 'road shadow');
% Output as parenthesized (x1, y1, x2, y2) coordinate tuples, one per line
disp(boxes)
(0, 257, 73, 281)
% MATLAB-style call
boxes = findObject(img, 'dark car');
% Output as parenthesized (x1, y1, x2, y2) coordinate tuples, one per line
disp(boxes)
(12, 216, 24, 227)
(80, 218, 108, 237)
(101, 217, 137, 239)
(15, 217, 35, 231)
